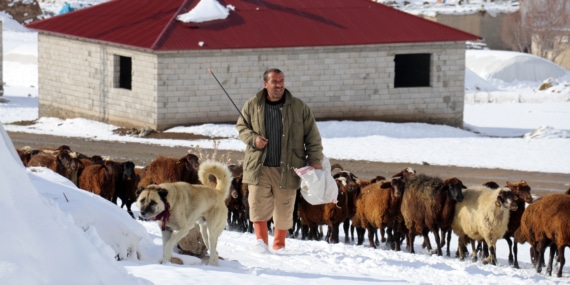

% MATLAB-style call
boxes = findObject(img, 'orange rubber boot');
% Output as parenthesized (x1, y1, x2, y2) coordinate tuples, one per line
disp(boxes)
(272, 229, 288, 250)
(253, 221, 269, 245)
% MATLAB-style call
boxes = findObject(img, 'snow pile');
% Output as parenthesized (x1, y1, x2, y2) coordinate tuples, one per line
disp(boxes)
(524, 125, 568, 139)
(466, 50, 569, 84)
(177, 0, 231, 23)
(0, 124, 147, 285)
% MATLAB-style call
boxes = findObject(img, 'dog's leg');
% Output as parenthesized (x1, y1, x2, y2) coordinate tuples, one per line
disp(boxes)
(162, 227, 191, 264)
(198, 223, 210, 250)
(160, 229, 173, 263)
(206, 226, 220, 266)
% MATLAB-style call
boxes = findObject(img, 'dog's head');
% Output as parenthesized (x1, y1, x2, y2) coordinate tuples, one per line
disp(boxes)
(136, 185, 168, 220)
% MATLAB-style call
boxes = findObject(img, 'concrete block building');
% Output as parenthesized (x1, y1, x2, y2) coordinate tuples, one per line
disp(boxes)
(26, 0, 479, 131)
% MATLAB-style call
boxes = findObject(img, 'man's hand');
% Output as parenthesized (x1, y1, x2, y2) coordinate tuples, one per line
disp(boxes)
(255, 135, 268, 149)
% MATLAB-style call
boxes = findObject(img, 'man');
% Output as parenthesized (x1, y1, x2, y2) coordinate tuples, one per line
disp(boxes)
(236, 68, 323, 251)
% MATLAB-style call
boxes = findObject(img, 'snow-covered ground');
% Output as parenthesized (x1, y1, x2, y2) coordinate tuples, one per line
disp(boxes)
(1, 1, 570, 284)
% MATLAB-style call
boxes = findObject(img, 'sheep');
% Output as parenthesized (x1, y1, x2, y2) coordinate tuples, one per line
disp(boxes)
(16, 146, 36, 165)
(501, 180, 533, 267)
(353, 175, 385, 244)
(78, 162, 116, 201)
(400, 174, 466, 256)
(451, 186, 518, 265)
(137, 152, 200, 187)
(469, 180, 533, 266)
(349, 168, 416, 247)
(27, 149, 84, 186)
(352, 176, 407, 250)
(226, 174, 248, 232)
(106, 160, 137, 218)
(514, 193, 570, 277)
(297, 177, 351, 243)
(333, 170, 363, 243)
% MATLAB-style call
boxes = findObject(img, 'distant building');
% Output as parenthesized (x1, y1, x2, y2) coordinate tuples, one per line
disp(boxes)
(26, 0, 479, 131)
(0, 20, 3, 96)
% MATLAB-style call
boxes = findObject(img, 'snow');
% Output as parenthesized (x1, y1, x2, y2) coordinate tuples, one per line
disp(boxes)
(176, 0, 231, 23)
(1, 1, 570, 284)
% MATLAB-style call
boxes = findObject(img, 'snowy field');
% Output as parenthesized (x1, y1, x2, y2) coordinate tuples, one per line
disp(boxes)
(1, 1, 570, 284)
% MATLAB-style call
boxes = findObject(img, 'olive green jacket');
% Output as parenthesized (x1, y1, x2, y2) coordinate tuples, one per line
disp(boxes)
(236, 88, 323, 189)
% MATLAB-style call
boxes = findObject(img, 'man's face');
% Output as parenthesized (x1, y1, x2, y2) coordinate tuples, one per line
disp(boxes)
(264, 71, 285, 102)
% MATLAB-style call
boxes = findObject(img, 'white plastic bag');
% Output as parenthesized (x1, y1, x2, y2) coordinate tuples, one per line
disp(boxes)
(294, 156, 338, 205)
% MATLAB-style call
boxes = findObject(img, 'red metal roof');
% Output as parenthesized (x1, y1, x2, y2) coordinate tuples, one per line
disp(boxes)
(26, 0, 481, 51)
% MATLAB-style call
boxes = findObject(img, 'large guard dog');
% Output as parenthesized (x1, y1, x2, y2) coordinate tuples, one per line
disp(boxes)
(136, 160, 231, 266)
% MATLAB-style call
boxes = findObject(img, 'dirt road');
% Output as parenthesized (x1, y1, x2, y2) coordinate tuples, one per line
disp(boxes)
(7, 131, 569, 197)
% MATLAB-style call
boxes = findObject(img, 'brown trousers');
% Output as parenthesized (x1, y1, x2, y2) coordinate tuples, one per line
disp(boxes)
(248, 166, 297, 230)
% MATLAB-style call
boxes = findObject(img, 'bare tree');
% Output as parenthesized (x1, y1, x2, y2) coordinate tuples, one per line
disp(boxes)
(501, 11, 532, 53)
(523, 0, 570, 61)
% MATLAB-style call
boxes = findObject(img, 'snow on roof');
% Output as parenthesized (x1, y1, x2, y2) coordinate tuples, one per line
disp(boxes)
(176, 0, 231, 23)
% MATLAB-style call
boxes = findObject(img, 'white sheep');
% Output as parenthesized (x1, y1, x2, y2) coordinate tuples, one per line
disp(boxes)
(451, 185, 519, 265)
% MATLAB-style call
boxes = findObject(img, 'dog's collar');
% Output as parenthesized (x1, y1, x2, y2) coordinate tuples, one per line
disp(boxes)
(152, 202, 170, 231)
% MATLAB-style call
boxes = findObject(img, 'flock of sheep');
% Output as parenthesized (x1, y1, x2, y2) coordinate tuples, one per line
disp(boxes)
(14, 145, 570, 278)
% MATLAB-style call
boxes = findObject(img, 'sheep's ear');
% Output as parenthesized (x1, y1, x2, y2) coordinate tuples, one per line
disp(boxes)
(462, 184, 467, 189)
(496, 191, 505, 207)
(380, 181, 392, 189)
(135, 187, 145, 197)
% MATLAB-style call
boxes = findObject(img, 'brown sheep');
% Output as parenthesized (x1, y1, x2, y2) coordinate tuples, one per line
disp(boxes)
(16, 146, 37, 165)
(514, 193, 570, 277)
(352, 176, 407, 250)
(137, 152, 200, 187)
(297, 177, 351, 243)
(401, 174, 466, 256)
(333, 170, 363, 243)
(27, 149, 84, 186)
(78, 162, 116, 201)
(350, 168, 415, 247)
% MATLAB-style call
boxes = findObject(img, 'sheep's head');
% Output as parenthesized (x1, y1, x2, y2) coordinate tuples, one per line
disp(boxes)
(181, 153, 200, 171)
(333, 171, 360, 193)
(122, 161, 136, 180)
(495, 189, 519, 211)
(444, 177, 466, 202)
(483, 181, 500, 189)
(391, 167, 416, 183)
(506, 180, 533, 203)
(383, 177, 405, 198)
(230, 176, 243, 199)
(334, 177, 350, 206)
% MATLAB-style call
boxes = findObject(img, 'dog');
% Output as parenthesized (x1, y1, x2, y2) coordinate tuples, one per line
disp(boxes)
(136, 159, 231, 266)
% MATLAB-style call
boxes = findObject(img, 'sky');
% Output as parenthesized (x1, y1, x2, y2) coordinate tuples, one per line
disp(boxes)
(1, 0, 570, 284)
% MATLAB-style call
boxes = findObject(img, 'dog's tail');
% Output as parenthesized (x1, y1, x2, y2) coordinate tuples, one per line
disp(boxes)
(198, 160, 232, 198)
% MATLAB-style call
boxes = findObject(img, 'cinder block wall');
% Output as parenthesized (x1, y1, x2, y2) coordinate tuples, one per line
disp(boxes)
(37, 34, 465, 130)
(157, 41, 465, 130)
(37, 35, 158, 128)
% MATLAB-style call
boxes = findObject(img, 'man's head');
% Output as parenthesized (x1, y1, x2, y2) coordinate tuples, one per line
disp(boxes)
(263, 68, 285, 102)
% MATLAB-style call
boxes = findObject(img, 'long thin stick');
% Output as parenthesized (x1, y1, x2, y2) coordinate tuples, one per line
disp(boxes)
(208, 68, 250, 128)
